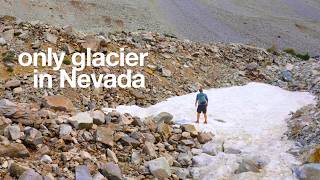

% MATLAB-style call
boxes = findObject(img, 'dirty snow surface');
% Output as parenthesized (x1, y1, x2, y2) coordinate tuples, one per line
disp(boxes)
(105, 82, 316, 179)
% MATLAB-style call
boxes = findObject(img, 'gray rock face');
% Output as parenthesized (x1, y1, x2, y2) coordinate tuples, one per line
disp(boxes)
(147, 157, 171, 179)
(294, 163, 320, 180)
(76, 165, 92, 180)
(19, 169, 43, 180)
(99, 162, 122, 180)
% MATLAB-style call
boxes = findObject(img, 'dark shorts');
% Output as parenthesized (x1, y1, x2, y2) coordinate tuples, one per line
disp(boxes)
(197, 104, 207, 114)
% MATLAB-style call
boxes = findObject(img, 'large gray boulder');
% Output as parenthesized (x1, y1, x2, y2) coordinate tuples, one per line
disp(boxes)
(19, 169, 43, 180)
(146, 157, 171, 179)
(202, 141, 223, 156)
(4, 124, 21, 140)
(24, 127, 43, 147)
(76, 165, 92, 180)
(154, 112, 173, 124)
(294, 163, 320, 180)
(99, 162, 122, 180)
(0, 99, 17, 117)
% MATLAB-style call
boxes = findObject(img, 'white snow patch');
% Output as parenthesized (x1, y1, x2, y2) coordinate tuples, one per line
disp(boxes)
(104, 82, 316, 179)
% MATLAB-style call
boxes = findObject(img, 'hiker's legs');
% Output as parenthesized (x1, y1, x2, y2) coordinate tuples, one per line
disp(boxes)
(196, 113, 200, 123)
(204, 113, 208, 124)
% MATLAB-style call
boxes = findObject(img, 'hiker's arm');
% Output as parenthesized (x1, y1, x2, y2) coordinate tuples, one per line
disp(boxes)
(195, 95, 198, 107)
(206, 95, 208, 105)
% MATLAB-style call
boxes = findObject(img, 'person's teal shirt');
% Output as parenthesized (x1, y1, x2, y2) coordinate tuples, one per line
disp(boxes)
(196, 92, 208, 105)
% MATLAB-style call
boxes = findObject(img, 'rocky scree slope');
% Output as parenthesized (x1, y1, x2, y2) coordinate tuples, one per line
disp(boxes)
(0, 15, 319, 179)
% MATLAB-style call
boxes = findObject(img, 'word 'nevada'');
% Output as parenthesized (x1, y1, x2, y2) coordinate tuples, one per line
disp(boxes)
(34, 69, 145, 88)
(18, 48, 148, 71)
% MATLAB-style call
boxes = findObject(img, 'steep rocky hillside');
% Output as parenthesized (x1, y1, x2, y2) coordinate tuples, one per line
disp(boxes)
(0, 16, 319, 179)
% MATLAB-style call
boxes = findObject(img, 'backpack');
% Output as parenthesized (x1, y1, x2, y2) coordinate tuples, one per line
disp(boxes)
(198, 93, 207, 105)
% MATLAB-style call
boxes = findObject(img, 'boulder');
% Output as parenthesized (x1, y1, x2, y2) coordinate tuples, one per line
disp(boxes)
(132, 116, 144, 127)
(197, 132, 213, 144)
(0, 116, 10, 135)
(157, 123, 172, 139)
(131, 151, 141, 165)
(0, 143, 30, 158)
(95, 127, 114, 147)
(147, 157, 171, 179)
(107, 149, 118, 163)
(202, 141, 222, 156)
(19, 169, 43, 180)
(81, 35, 100, 52)
(154, 112, 173, 124)
(143, 141, 157, 158)
(9, 162, 29, 177)
(59, 124, 73, 137)
(93, 172, 105, 180)
(4, 80, 21, 89)
(181, 124, 198, 136)
(4, 125, 21, 140)
(121, 135, 140, 148)
(192, 153, 216, 167)
(80, 151, 92, 160)
(0, 37, 6, 45)
(69, 112, 93, 129)
(294, 163, 320, 180)
(144, 118, 157, 132)
(177, 152, 193, 166)
(76, 165, 92, 180)
(235, 156, 269, 174)
(171, 167, 190, 179)
(40, 155, 53, 164)
(43, 96, 75, 112)
(24, 127, 43, 147)
(0, 99, 17, 117)
(91, 110, 105, 125)
(44, 32, 58, 44)
(303, 145, 320, 163)
(99, 162, 122, 180)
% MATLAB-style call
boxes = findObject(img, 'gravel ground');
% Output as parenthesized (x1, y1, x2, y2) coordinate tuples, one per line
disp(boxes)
(0, 0, 319, 55)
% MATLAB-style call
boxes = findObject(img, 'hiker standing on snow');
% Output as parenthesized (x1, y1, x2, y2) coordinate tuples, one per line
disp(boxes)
(195, 87, 208, 124)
